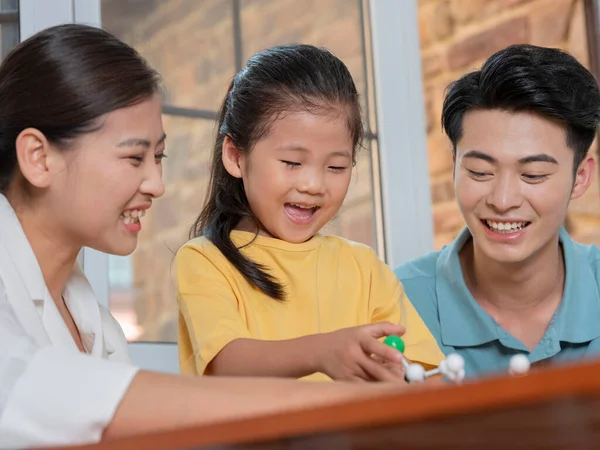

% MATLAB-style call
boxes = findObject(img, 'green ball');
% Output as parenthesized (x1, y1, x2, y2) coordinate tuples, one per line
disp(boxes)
(384, 335, 405, 353)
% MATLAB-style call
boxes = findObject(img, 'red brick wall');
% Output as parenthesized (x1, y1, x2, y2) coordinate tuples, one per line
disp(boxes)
(420, 0, 596, 248)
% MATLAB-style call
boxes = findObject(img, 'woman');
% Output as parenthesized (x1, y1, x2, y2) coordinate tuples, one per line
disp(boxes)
(0, 24, 401, 449)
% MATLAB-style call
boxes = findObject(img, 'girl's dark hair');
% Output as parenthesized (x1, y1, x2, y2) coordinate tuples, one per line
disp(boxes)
(0, 23, 160, 192)
(442, 44, 600, 173)
(191, 44, 363, 300)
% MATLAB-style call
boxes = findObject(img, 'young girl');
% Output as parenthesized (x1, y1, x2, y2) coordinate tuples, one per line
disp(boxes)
(175, 44, 444, 382)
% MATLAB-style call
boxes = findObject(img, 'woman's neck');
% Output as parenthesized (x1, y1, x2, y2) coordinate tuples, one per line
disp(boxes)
(10, 196, 79, 302)
(459, 234, 565, 314)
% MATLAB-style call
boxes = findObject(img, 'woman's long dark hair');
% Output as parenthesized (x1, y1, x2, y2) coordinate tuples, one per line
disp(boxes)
(0, 24, 160, 192)
(190, 44, 363, 300)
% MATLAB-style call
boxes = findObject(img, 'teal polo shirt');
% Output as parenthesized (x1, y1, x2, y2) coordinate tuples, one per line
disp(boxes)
(395, 227, 600, 378)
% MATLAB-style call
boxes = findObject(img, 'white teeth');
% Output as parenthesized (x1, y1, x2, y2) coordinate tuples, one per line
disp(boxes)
(121, 209, 145, 223)
(290, 203, 317, 209)
(486, 220, 528, 231)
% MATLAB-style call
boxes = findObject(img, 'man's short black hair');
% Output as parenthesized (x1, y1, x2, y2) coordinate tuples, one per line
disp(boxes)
(442, 44, 600, 171)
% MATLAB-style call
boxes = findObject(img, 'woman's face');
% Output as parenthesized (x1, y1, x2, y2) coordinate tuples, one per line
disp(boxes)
(43, 93, 166, 255)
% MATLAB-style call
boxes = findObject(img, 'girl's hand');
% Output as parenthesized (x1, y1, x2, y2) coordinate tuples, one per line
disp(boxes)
(314, 322, 407, 382)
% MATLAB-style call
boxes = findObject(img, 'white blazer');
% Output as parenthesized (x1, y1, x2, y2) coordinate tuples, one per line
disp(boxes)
(0, 195, 139, 448)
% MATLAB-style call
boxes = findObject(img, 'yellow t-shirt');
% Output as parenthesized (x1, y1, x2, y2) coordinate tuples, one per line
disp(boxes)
(175, 231, 444, 381)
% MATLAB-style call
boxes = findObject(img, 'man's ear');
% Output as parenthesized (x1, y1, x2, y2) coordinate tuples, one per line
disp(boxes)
(571, 154, 595, 200)
(222, 135, 243, 178)
(15, 128, 54, 188)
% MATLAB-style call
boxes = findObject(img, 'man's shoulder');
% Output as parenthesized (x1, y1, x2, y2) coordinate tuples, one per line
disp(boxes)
(394, 250, 442, 282)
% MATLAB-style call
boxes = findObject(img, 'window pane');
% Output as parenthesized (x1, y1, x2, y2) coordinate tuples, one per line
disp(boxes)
(0, 0, 19, 61)
(101, 0, 235, 111)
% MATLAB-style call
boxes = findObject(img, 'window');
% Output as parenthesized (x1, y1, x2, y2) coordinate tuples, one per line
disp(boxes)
(101, 0, 383, 342)
(0, 0, 18, 60)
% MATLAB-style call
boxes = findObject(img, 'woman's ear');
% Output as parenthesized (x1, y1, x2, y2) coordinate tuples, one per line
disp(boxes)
(15, 128, 54, 188)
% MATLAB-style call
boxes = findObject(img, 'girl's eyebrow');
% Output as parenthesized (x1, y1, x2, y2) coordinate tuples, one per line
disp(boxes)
(278, 145, 351, 158)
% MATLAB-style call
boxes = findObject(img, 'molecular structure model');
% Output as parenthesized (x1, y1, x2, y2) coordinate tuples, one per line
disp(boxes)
(383, 336, 531, 384)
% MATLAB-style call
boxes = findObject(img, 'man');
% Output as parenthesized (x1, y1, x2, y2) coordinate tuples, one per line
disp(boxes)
(395, 44, 600, 378)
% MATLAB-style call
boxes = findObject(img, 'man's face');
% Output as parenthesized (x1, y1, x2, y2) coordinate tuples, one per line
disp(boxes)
(454, 109, 595, 264)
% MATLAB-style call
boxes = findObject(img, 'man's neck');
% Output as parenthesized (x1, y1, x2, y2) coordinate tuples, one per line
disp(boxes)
(460, 234, 565, 314)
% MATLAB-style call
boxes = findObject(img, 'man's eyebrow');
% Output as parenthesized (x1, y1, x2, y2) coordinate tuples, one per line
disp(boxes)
(518, 154, 559, 164)
(462, 150, 496, 163)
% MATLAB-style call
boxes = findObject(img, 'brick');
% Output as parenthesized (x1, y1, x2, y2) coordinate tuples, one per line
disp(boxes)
(101, 0, 162, 38)
(500, 0, 535, 6)
(430, 176, 456, 204)
(418, 3, 433, 48)
(420, 1, 454, 44)
(422, 50, 445, 78)
(447, 16, 529, 71)
(423, 87, 435, 132)
(567, 0, 590, 67)
(530, 0, 574, 46)
(433, 201, 465, 234)
(449, 0, 494, 24)
(428, 129, 454, 176)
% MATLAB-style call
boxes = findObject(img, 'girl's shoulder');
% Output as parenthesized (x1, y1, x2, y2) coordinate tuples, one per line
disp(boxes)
(319, 235, 381, 263)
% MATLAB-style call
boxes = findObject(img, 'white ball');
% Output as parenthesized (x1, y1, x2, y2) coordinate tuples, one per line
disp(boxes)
(448, 368, 465, 383)
(509, 354, 531, 375)
(405, 363, 426, 383)
(445, 353, 465, 373)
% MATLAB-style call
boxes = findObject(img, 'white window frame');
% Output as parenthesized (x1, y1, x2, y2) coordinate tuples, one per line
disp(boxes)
(369, 0, 434, 268)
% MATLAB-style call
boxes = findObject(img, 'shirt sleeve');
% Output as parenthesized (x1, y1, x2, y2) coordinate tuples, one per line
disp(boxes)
(175, 244, 251, 375)
(368, 251, 445, 367)
(0, 278, 139, 448)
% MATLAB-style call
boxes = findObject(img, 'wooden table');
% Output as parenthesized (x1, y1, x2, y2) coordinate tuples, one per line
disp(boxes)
(58, 360, 600, 449)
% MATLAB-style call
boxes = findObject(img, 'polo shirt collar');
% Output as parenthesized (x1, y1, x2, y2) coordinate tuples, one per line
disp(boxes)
(436, 227, 600, 348)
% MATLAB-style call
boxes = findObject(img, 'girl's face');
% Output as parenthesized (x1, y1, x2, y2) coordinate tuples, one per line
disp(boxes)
(224, 109, 354, 243)
(40, 93, 166, 256)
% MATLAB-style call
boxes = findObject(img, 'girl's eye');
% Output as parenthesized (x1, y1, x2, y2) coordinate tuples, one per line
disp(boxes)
(329, 166, 347, 173)
(281, 160, 300, 167)
(129, 156, 144, 163)
(156, 153, 168, 161)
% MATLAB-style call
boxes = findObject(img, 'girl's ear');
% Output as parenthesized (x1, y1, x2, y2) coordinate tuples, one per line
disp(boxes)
(222, 136, 243, 178)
